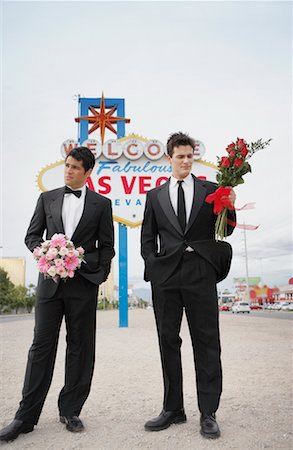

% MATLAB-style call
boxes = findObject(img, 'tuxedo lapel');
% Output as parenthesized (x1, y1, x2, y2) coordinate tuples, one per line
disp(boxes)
(50, 188, 65, 233)
(158, 181, 183, 236)
(185, 175, 207, 233)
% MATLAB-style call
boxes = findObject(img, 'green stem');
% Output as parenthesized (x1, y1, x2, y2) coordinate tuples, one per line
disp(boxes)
(215, 208, 228, 240)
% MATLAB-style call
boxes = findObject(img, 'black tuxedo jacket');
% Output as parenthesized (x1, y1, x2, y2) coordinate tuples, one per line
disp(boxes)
(25, 186, 115, 298)
(141, 175, 236, 285)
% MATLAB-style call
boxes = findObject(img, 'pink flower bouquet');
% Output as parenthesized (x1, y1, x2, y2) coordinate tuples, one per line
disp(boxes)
(33, 233, 85, 282)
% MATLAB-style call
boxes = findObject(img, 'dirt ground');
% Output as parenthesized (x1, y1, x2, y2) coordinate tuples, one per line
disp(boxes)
(0, 309, 292, 450)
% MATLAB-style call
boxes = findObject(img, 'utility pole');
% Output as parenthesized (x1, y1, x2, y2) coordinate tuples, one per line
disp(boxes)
(243, 223, 250, 303)
(259, 257, 266, 306)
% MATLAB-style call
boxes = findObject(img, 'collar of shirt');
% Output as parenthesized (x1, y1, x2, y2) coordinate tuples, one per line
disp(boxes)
(169, 173, 193, 188)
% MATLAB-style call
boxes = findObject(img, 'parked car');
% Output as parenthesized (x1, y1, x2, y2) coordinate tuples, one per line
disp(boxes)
(232, 302, 251, 313)
(250, 304, 262, 310)
(219, 304, 231, 311)
(280, 302, 291, 310)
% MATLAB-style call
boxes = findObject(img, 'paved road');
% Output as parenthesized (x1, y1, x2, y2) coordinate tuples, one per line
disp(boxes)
(224, 310, 293, 320)
(1, 309, 292, 323)
(0, 309, 292, 450)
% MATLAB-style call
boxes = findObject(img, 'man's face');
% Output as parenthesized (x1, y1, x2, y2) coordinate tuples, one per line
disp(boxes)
(167, 145, 194, 180)
(64, 156, 92, 189)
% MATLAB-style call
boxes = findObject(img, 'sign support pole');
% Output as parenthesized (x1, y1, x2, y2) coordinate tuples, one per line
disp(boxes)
(78, 96, 129, 328)
(118, 223, 128, 327)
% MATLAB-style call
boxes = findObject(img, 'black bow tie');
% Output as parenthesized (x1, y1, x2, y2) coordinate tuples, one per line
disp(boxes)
(65, 186, 82, 198)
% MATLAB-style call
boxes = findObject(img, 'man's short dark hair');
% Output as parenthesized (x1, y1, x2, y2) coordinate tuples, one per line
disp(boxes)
(66, 146, 95, 172)
(166, 132, 196, 157)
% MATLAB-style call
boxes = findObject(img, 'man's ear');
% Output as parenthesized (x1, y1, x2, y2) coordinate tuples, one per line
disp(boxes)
(86, 168, 93, 177)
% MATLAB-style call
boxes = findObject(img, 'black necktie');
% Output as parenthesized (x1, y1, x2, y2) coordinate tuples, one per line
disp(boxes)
(65, 186, 82, 198)
(177, 180, 186, 232)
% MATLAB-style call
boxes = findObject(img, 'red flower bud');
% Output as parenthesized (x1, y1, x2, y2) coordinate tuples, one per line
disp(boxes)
(226, 143, 236, 153)
(240, 148, 249, 158)
(220, 156, 231, 168)
(234, 158, 244, 168)
(237, 138, 248, 151)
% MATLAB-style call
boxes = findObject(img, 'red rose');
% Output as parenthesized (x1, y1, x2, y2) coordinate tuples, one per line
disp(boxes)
(226, 143, 236, 153)
(237, 138, 248, 151)
(229, 150, 236, 157)
(234, 158, 244, 168)
(240, 148, 249, 158)
(220, 156, 231, 167)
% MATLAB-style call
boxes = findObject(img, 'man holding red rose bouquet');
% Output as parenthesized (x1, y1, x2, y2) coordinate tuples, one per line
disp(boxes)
(141, 132, 236, 440)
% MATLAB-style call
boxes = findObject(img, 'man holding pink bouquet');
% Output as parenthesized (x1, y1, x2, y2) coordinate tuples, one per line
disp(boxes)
(0, 147, 115, 442)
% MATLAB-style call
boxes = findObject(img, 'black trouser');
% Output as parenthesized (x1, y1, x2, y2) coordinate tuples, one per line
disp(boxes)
(151, 252, 222, 415)
(15, 275, 98, 424)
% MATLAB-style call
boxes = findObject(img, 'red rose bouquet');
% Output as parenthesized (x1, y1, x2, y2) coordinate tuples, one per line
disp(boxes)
(206, 137, 271, 240)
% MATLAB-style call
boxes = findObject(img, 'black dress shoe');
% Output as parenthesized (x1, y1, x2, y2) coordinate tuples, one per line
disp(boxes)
(0, 419, 34, 442)
(144, 409, 186, 431)
(200, 413, 220, 439)
(60, 416, 84, 432)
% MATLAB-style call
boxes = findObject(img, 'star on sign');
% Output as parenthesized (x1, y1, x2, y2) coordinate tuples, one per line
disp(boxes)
(75, 93, 131, 144)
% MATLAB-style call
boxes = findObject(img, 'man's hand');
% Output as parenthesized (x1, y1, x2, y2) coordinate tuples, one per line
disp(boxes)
(228, 188, 236, 207)
(219, 187, 236, 209)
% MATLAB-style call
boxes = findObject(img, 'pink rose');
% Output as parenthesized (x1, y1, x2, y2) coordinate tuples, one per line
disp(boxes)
(33, 247, 42, 258)
(47, 266, 57, 278)
(46, 248, 58, 260)
(54, 258, 64, 267)
(56, 266, 68, 278)
(59, 246, 69, 256)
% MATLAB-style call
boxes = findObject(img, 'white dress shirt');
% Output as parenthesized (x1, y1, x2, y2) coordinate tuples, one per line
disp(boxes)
(169, 174, 194, 224)
(62, 185, 86, 239)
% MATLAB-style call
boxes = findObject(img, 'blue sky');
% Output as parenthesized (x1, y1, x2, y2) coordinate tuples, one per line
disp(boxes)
(1, 1, 292, 291)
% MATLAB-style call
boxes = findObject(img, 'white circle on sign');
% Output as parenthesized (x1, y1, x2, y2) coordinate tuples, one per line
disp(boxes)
(193, 140, 206, 160)
(60, 139, 78, 158)
(102, 139, 123, 160)
(82, 139, 102, 159)
(144, 140, 166, 160)
(123, 139, 144, 160)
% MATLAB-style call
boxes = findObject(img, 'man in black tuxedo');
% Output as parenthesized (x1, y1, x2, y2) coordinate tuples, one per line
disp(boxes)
(0, 147, 115, 442)
(141, 132, 236, 439)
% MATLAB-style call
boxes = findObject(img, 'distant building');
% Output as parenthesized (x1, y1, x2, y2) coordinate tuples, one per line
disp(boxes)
(98, 264, 114, 302)
(0, 257, 26, 286)
(218, 289, 237, 305)
(272, 279, 293, 302)
(232, 276, 284, 304)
